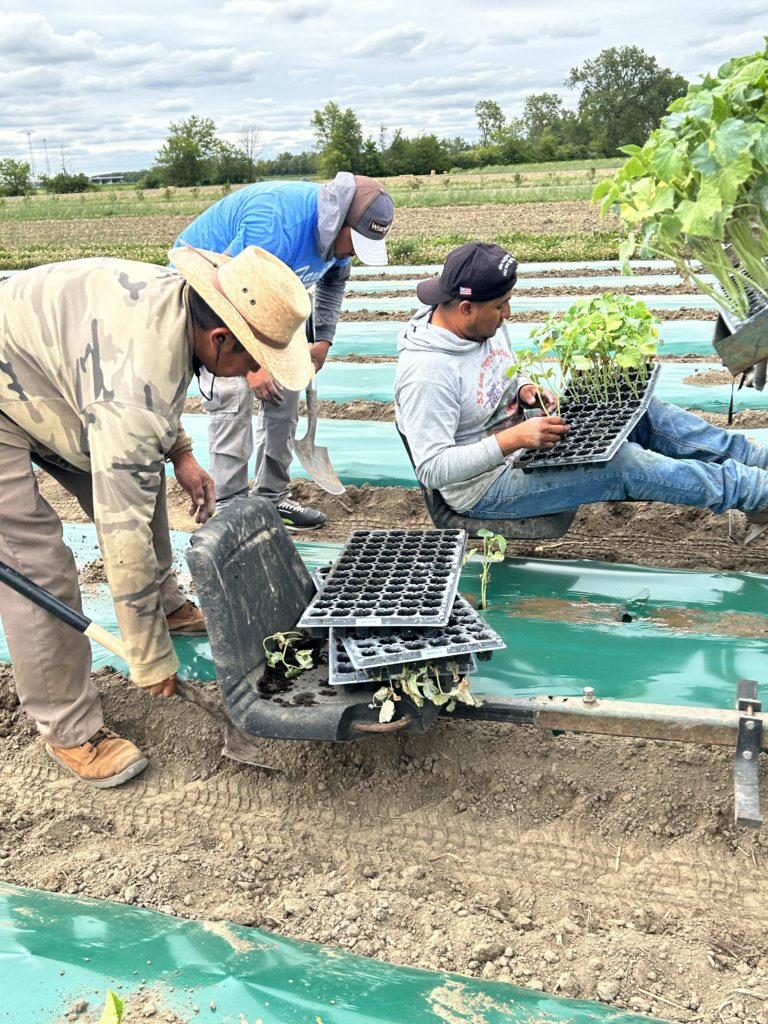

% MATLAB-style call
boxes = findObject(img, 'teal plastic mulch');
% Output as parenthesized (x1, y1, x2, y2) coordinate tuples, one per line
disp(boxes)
(188, 361, 768, 414)
(349, 259, 679, 276)
(0, 883, 657, 1024)
(2, 523, 766, 711)
(342, 292, 717, 313)
(175, 415, 768, 491)
(329, 320, 718, 359)
(345, 273, 710, 293)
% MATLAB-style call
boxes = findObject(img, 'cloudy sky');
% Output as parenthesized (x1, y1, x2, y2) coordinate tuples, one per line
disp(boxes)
(0, 1, 765, 177)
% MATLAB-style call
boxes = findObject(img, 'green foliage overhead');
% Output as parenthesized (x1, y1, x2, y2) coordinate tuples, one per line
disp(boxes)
(594, 38, 768, 319)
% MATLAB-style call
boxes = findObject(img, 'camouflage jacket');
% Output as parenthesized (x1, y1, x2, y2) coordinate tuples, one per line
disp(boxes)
(0, 258, 197, 686)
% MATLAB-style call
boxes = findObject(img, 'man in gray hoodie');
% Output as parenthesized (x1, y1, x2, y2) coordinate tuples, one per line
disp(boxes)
(175, 173, 394, 530)
(395, 242, 768, 530)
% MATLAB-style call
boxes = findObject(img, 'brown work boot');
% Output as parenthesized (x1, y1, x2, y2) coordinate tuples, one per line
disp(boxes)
(166, 600, 206, 636)
(46, 728, 148, 789)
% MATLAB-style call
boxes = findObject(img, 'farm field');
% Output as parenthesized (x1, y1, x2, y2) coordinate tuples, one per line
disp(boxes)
(1, 197, 768, 1024)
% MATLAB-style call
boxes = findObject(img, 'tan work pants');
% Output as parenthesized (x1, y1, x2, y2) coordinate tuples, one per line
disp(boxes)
(0, 416, 185, 746)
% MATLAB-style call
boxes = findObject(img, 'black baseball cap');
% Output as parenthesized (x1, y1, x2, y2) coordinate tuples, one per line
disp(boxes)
(416, 242, 518, 306)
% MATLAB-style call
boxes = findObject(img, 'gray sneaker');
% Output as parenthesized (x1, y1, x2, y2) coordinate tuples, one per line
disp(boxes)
(275, 497, 326, 531)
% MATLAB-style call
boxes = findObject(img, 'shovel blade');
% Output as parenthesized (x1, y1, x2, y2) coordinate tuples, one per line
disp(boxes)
(294, 438, 346, 495)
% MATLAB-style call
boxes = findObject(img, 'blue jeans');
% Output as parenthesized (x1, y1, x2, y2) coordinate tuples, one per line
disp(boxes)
(466, 398, 768, 520)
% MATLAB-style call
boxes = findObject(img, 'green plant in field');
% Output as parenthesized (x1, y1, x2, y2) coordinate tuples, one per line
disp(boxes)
(163, 186, 174, 200)
(594, 39, 768, 319)
(514, 293, 661, 407)
(221, 182, 232, 196)
(98, 990, 124, 1024)
(369, 660, 482, 723)
(262, 630, 314, 678)
(475, 529, 507, 610)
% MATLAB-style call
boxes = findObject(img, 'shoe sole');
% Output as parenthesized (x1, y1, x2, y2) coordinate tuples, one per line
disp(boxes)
(280, 520, 325, 531)
(45, 744, 149, 789)
(167, 627, 208, 637)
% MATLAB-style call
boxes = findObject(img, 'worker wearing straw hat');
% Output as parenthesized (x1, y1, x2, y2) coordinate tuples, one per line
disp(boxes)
(0, 246, 311, 788)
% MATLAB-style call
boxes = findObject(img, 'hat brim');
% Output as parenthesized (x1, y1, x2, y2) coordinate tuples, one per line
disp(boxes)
(350, 229, 389, 267)
(415, 276, 454, 306)
(171, 246, 313, 392)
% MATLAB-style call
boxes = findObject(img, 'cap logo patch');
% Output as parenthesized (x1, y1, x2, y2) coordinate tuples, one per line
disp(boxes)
(498, 253, 516, 277)
(459, 286, 472, 295)
(368, 220, 389, 234)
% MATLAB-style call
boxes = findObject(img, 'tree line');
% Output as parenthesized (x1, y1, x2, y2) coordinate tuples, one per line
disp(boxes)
(0, 45, 687, 195)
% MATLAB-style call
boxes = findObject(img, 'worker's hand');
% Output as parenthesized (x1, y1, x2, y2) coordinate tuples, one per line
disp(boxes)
(170, 451, 216, 523)
(147, 673, 177, 697)
(309, 340, 331, 373)
(495, 415, 569, 455)
(518, 383, 557, 413)
(247, 368, 283, 404)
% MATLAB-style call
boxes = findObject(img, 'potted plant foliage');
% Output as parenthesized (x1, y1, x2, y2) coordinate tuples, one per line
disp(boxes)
(593, 40, 768, 323)
(506, 294, 662, 470)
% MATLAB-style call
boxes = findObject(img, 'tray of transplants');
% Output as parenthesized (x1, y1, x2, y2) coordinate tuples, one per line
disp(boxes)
(328, 628, 478, 686)
(298, 529, 467, 628)
(339, 594, 504, 670)
(512, 361, 661, 472)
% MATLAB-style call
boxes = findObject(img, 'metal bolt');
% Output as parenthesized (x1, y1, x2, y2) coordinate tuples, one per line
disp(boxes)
(743, 750, 754, 761)
(582, 687, 596, 705)
(745, 719, 756, 730)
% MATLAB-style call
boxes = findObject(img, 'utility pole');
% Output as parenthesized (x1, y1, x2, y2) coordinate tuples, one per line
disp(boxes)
(42, 138, 51, 176)
(24, 131, 35, 177)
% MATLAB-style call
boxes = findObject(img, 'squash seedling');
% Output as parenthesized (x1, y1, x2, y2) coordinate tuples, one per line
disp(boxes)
(369, 660, 482, 724)
(262, 630, 315, 679)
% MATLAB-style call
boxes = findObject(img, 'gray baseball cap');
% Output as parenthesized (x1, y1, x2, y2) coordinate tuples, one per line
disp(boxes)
(345, 176, 394, 266)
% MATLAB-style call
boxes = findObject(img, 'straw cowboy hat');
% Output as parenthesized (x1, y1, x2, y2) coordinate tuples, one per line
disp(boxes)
(170, 244, 313, 391)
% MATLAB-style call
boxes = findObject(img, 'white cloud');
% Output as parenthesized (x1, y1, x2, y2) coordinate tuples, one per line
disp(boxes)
(350, 23, 430, 59)
(0, 12, 99, 64)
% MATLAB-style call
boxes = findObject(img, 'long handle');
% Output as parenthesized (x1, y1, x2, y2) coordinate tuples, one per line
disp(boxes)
(304, 376, 318, 443)
(0, 560, 127, 661)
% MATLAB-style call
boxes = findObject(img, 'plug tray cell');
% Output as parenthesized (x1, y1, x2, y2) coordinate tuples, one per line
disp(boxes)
(298, 529, 467, 628)
(340, 594, 505, 671)
(328, 628, 476, 686)
(512, 362, 660, 471)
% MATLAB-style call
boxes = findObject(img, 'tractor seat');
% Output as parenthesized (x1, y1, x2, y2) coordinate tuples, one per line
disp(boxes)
(397, 428, 577, 540)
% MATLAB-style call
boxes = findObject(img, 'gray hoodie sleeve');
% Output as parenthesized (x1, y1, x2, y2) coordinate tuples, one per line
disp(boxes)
(313, 261, 351, 343)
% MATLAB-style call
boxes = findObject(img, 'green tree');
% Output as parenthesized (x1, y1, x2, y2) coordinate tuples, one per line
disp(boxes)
(153, 115, 218, 186)
(521, 93, 568, 144)
(210, 141, 253, 184)
(565, 46, 688, 155)
(475, 100, 505, 145)
(39, 171, 94, 194)
(0, 158, 32, 196)
(311, 102, 364, 176)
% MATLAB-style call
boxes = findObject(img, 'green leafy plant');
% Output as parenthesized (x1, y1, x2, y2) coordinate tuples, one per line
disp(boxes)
(511, 293, 661, 407)
(593, 40, 768, 320)
(369, 660, 482, 723)
(98, 991, 124, 1024)
(476, 529, 507, 610)
(262, 630, 314, 679)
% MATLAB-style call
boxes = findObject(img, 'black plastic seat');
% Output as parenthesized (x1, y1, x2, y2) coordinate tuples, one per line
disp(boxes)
(397, 428, 577, 540)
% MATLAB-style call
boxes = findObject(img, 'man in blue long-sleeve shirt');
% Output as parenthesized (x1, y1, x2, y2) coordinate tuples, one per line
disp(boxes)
(175, 172, 394, 529)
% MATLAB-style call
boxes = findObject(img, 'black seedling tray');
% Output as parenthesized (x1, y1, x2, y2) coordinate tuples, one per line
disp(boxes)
(328, 628, 476, 686)
(512, 362, 660, 471)
(298, 529, 466, 629)
(340, 594, 505, 671)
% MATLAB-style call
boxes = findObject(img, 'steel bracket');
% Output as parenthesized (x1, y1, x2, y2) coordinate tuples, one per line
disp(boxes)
(734, 679, 763, 828)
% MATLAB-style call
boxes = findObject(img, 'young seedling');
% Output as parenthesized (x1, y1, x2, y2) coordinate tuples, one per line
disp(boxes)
(369, 660, 482, 724)
(262, 630, 315, 679)
(476, 529, 507, 610)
